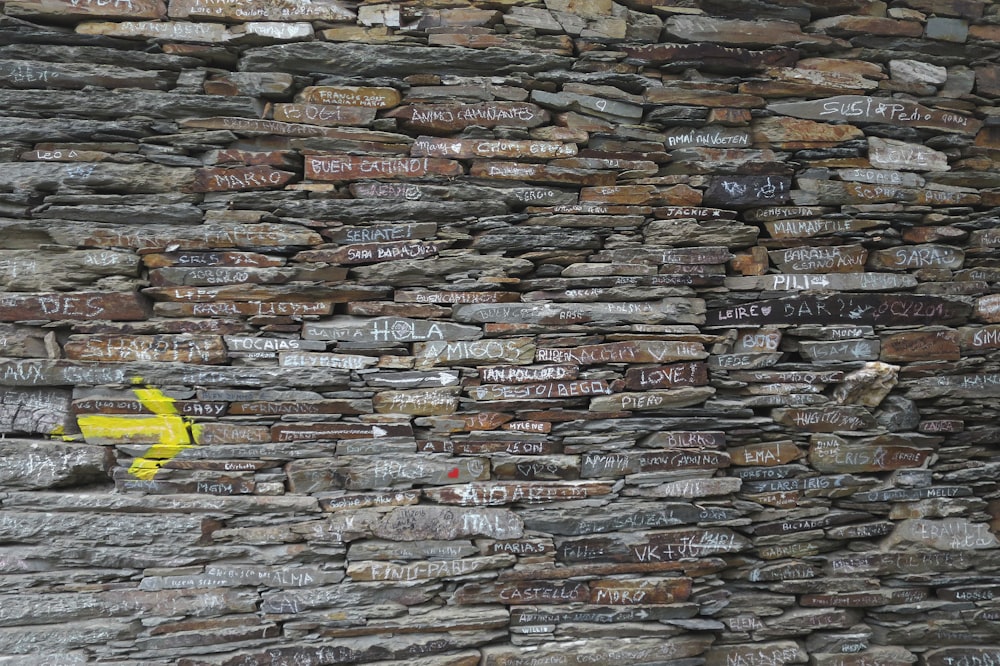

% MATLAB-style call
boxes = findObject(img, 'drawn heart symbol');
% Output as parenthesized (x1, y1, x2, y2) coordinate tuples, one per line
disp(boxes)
(447, 468, 460, 479)
(761, 306, 772, 316)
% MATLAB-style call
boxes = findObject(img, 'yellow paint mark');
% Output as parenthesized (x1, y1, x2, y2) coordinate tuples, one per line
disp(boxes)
(133, 388, 179, 415)
(75, 386, 195, 480)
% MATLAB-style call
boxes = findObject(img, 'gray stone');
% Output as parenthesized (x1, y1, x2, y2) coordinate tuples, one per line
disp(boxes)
(240, 42, 572, 76)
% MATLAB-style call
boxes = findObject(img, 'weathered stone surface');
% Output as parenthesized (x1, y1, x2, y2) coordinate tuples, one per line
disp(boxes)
(663, 16, 840, 48)
(169, 0, 354, 22)
(752, 116, 865, 148)
(6, 0, 165, 20)
(1, 2, 999, 664)
(703, 175, 791, 208)
(374, 506, 523, 541)
(0, 439, 108, 488)
(707, 294, 971, 327)
(773, 406, 876, 432)
(241, 43, 572, 76)
(769, 95, 982, 134)
(590, 387, 716, 412)
(0, 292, 149, 322)
(453, 301, 705, 325)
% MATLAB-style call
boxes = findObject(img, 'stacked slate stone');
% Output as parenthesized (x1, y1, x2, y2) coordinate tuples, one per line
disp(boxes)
(1, 0, 999, 664)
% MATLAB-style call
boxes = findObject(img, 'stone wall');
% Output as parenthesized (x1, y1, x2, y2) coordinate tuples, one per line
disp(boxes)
(1, 0, 999, 664)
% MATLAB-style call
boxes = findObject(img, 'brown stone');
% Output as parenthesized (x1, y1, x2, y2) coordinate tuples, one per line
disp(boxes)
(72, 223, 323, 252)
(589, 577, 692, 605)
(974, 294, 1000, 322)
(729, 442, 801, 466)
(425, 481, 615, 506)
(169, 0, 354, 21)
(469, 161, 614, 187)
(305, 155, 463, 181)
(386, 103, 549, 132)
(142, 251, 284, 269)
(298, 86, 400, 107)
(6, 0, 165, 19)
(76, 20, 231, 43)
(64, 334, 226, 364)
(183, 116, 386, 138)
(772, 406, 876, 432)
(145, 283, 362, 304)
(769, 245, 867, 273)
(590, 387, 715, 412)
(752, 117, 864, 148)
(156, 301, 332, 318)
(502, 420, 551, 434)
(0, 292, 149, 322)
(425, 440, 559, 456)
(412, 136, 575, 160)
(621, 42, 798, 72)
(287, 455, 489, 492)
(645, 87, 764, 108)
(623, 362, 708, 390)
(662, 16, 841, 48)
(580, 184, 702, 206)
(295, 241, 447, 265)
(926, 650, 1000, 666)
(880, 329, 960, 362)
(347, 555, 514, 582)
(763, 217, 879, 239)
(189, 423, 271, 445)
(536, 340, 706, 366)
(468, 380, 611, 401)
(810, 15, 923, 36)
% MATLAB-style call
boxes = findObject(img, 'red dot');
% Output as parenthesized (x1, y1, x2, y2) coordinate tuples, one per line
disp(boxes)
(447, 467, 460, 479)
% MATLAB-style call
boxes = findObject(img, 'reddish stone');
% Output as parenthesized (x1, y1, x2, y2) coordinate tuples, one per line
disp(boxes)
(622, 362, 707, 390)
(64, 334, 227, 364)
(880, 330, 961, 362)
(295, 241, 447, 265)
(589, 578, 692, 605)
(306, 155, 463, 181)
(386, 102, 549, 132)
(0, 292, 149, 322)
(729, 441, 800, 466)
(454, 580, 589, 605)
(298, 86, 402, 108)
